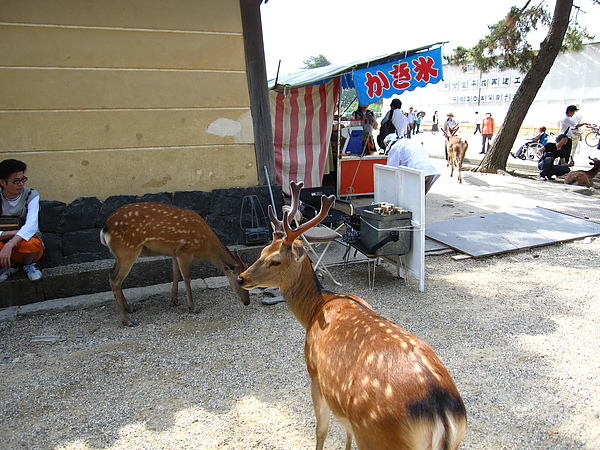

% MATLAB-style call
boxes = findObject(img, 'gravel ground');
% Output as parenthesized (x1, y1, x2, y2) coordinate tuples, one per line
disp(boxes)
(1, 234, 599, 449)
(2, 162, 600, 449)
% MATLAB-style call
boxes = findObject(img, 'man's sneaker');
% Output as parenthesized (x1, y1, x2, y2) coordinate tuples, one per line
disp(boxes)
(0, 266, 19, 282)
(24, 263, 42, 281)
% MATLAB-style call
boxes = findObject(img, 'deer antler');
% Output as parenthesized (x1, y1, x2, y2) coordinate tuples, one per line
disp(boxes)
(282, 193, 335, 245)
(269, 181, 303, 238)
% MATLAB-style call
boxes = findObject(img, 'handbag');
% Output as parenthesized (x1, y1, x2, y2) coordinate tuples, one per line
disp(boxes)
(340, 214, 361, 244)
(0, 190, 32, 234)
(0, 216, 23, 232)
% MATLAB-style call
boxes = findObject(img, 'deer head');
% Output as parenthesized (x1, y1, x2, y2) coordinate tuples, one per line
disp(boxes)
(239, 181, 334, 293)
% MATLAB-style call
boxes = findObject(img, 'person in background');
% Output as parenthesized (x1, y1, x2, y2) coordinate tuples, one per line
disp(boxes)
(473, 111, 481, 134)
(414, 111, 424, 134)
(537, 134, 571, 181)
(0, 159, 43, 282)
(352, 104, 378, 155)
(481, 112, 495, 154)
(442, 112, 457, 135)
(569, 110, 584, 164)
(377, 98, 409, 150)
(384, 135, 440, 194)
(406, 107, 416, 138)
(388, 98, 409, 138)
(558, 105, 590, 165)
(431, 111, 439, 135)
(442, 113, 458, 160)
(512, 126, 549, 159)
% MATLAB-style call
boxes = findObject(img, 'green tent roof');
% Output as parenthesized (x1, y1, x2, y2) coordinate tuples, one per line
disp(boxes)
(268, 42, 446, 90)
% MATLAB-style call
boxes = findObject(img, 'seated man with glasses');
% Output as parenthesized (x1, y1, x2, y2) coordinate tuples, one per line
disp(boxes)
(0, 159, 43, 282)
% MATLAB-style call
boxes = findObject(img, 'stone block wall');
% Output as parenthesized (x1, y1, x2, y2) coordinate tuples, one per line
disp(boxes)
(38, 185, 283, 267)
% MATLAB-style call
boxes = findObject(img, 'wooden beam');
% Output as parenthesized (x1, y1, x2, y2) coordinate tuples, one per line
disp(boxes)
(239, 0, 275, 186)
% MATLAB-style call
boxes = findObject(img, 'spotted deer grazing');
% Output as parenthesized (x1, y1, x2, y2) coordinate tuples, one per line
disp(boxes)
(100, 202, 250, 326)
(564, 156, 600, 187)
(237, 182, 467, 450)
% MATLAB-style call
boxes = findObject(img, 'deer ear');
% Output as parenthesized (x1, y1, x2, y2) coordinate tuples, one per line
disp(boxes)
(222, 261, 238, 274)
(291, 241, 307, 261)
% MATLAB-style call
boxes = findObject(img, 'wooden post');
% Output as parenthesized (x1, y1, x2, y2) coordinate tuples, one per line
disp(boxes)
(239, 0, 275, 186)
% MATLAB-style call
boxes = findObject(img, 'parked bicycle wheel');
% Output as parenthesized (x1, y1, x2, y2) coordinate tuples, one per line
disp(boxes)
(525, 142, 543, 160)
(585, 130, 599, 148)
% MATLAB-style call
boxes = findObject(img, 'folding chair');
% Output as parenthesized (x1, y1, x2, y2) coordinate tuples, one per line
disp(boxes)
(298, 185, 354, 233)
(343, 239, 407, 290)
(282, 205, 342, 286)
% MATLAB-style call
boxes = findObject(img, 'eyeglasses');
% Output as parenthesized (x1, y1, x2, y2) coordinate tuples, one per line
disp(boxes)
(2, 176, 28, 185)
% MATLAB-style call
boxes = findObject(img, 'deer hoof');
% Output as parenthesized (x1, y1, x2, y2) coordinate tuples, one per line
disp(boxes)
(122, 319, 138, 327)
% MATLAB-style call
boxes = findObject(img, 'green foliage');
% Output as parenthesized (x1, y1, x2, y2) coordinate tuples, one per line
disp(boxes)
(302, 54, 331, 69)
(562, 25, 595, 52)
(340, 89, 359, 115)
(445, 1, 594, 73)
(339, 89, 383, 118)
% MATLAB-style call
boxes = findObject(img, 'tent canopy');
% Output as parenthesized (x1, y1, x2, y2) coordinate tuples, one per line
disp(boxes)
(268, 42, 446, 193)
(268, 42, 446, 91)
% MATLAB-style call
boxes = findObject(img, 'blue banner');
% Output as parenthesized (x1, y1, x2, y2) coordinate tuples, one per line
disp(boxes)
(353, 47, 444, 106)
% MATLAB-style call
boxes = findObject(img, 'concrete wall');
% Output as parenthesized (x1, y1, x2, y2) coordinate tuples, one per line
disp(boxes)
(0, 0, 258, 203)
(37, 185, 282, 268)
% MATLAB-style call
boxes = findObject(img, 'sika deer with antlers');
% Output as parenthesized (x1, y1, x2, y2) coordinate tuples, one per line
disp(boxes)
(100, 202, 250, 326)
(238, 182, 466, 450)
(442, 128, 468, 184)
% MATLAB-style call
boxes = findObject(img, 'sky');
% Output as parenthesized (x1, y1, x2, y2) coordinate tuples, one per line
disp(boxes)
(260, 0, 600, 80)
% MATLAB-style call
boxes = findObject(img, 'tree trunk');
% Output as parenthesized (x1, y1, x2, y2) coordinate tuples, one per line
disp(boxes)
(476, 0, 573, 173)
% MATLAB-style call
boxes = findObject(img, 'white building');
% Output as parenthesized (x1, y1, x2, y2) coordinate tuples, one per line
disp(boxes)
(389, 42, 600, 132)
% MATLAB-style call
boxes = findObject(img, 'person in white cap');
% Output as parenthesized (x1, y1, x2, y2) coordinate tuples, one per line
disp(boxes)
(384, 135, 440, 194)
(558, 105, 590, 164)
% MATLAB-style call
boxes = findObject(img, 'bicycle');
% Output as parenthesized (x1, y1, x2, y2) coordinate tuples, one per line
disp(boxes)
(584, 124, 599, 147)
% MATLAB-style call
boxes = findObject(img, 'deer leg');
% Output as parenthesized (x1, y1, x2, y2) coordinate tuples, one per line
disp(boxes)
(344, 433, 352, 450)
(176, 253, 196, 313)
(108, 250, 141, 327)
(171, 257, 180, 306)
(311, 380, 331, 450)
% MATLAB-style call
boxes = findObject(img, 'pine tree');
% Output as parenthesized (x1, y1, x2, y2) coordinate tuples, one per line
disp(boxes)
(447, 0, 594, 173)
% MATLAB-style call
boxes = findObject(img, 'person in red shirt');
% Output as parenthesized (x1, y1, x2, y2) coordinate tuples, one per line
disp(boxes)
(481, 113, 495, 154)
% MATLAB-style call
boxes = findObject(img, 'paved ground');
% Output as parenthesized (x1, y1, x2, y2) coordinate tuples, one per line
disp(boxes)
(353, 130, 600, 224)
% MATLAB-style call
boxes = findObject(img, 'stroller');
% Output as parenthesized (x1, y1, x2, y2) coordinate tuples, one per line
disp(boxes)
(512, 129, 553, 160)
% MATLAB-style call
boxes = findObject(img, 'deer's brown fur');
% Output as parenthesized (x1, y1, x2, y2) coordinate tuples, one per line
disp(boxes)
(445, 135, 468, 184)
(101, 202, 249, 326)
(564, 157, 600, 187)
(238, 182, 466, 450)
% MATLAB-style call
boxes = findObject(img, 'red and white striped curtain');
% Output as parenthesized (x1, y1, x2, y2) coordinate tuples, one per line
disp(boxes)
(270, 77, 340, 194)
